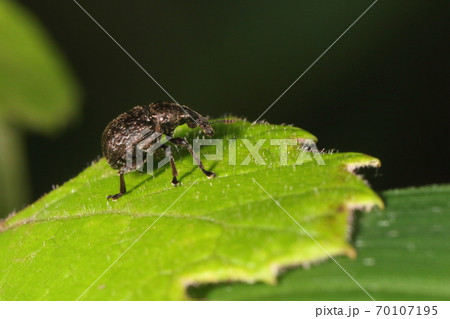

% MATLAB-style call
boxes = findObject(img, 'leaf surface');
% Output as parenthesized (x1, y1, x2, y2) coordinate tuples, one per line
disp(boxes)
(0, 120, 382, 300)
(192, 185, 450, 300)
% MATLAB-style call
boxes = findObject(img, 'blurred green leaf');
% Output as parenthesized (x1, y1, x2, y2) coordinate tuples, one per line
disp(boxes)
(0, 120, 381, 300)
(0, 0, 81, 217)
(0, 0, 80, 133)
(191, 185, 450, 300)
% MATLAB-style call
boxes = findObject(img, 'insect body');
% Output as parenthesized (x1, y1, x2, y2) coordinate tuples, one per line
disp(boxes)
(102, 102, 216, 200)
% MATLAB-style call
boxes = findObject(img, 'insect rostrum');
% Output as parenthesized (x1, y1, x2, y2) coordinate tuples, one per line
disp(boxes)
(101, 102, 217, 200)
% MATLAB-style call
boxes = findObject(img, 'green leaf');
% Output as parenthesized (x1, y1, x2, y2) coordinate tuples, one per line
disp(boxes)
(191, 185, 450, 300)
(0, 0, 81, 217)
(0, 0, 80, 133)
(0, 120, 382, 300)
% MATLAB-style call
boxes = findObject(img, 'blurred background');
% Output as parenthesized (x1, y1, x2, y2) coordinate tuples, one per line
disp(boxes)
(0, 0, 448, 217)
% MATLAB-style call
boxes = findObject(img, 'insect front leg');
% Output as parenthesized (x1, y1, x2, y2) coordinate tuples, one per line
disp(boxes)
(170, 137, 216, 178)
(160, 144, 179, 186)
(107, 172, 127, 200)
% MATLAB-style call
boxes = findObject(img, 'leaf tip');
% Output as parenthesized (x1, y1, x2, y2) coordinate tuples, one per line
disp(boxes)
(345, 156, 381, 173)
(345, 199, 384, 213)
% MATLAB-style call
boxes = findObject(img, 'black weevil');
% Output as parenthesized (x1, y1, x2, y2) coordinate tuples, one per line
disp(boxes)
(102, 101, 224, 200)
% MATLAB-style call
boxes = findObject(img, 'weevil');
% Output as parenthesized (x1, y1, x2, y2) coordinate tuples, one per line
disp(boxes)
(102, 101, 226, 200)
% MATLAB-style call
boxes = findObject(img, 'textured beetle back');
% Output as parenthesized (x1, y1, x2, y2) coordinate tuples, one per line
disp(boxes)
(101, 105, 157, 172)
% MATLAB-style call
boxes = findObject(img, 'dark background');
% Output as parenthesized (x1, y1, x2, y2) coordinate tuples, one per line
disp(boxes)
(18, 0, 449, 203)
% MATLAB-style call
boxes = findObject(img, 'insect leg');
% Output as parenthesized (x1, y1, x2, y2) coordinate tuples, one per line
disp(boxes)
(170, 137, 216, 178)
(107, 172, 127, 200)
(160, 144, 179, 186)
